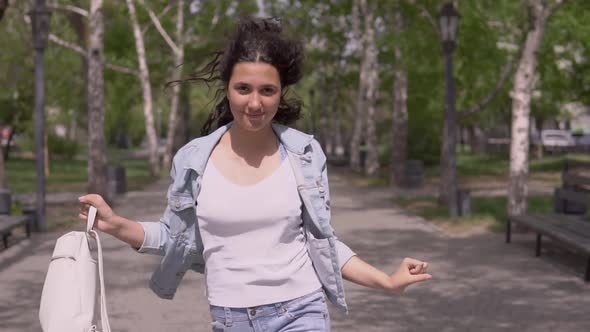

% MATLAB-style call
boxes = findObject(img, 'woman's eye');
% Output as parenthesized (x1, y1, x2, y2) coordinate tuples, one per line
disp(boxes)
(236, 86, 250, 93)
(261, 88, 276, 95)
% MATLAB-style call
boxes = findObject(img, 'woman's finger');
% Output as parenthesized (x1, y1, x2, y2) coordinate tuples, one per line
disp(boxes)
(411, 273, 432, 283)
(404, 257, 426, 268)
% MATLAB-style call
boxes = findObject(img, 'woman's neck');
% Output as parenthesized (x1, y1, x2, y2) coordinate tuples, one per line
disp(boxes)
(224, 123, 278, 160)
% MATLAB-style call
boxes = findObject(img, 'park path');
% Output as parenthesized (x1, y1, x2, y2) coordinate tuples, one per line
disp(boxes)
(0, 168, 589, 332)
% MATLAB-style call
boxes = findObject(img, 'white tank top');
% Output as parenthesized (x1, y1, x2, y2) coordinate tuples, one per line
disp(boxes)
(196, 151, 321, 307)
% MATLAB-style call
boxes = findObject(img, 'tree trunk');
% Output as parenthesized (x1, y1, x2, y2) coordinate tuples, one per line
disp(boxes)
(362, 1, 379, 176)
(318, 64, 329, 151)
(349, 0, 364, 172)
(87, 0, 109, 197)
(0, 0, 7, 22)
(532, 116, 543, 159)
(391, 8, 408, 186)
(126, 0, 160, 176)
(508, 1, 554, 216)
(173, 85, 190, 152)
(67, 9, 88, 142)
(364, 34, 379, 175)
(350, 67, 366, 172)
(327, 59, 344, 160)
(163, 0, 185, 172)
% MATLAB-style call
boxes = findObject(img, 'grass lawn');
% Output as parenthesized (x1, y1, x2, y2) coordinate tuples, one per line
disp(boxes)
(5, 155, 158, 231)
(6, 157, 155, 193)
(444, 152, 589, 177)
(394, 195, 554, 234)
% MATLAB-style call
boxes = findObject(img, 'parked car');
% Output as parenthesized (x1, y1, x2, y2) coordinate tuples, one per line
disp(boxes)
(574, 133, 590, 146)
(541, 129, 575, 147)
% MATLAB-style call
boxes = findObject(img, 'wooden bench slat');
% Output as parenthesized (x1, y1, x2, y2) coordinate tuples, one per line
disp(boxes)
(565, 159, 590, 171)
(562, 173, 590, 188)
(555, 188, 590, 207)
(0, 216, 29, 231)
(510, 214, 590, 253)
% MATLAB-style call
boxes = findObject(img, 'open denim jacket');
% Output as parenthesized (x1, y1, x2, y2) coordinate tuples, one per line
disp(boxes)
(137, 122, 355, 313)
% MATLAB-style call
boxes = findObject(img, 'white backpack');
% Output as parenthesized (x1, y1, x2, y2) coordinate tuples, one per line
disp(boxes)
(39, 206, 112, 332)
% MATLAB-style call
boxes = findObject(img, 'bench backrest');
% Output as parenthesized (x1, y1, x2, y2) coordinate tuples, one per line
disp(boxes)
(556, 159, 590, 213)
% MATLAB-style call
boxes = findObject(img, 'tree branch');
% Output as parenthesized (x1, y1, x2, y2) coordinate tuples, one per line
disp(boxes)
(49, 33, 86, 56)
(545, 0, 567, 18)
(136, 0, 179, 54)
(47, 2, 88, 17)
(141, 3, 173, 35)
(49, 33, 139, 77)
(459, 56, 517, 118)
(105, 63, 139, 76)
(405, 0, 439, 37)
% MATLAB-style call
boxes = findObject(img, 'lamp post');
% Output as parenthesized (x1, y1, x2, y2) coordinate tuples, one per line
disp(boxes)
(29, 0, 51, 232)
(439, 3, 460, 217)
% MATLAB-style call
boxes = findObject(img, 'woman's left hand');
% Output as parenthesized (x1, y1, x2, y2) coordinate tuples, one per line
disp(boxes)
(383, 257, 432, 294)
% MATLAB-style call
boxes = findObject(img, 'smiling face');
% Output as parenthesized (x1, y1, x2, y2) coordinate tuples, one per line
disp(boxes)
(227, 62, 282, 132)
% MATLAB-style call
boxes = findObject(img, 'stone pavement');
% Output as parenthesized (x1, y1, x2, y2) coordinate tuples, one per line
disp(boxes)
(1, 168, 589, 332)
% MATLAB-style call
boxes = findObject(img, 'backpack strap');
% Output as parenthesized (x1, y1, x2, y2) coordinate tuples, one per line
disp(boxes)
(87, 207, 111, 332)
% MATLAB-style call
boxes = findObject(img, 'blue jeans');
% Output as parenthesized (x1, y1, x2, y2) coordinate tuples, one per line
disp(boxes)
(209, 288, 330, 331)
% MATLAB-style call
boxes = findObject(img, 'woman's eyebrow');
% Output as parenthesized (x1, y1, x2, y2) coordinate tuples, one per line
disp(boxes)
(259, 84, 279, 89)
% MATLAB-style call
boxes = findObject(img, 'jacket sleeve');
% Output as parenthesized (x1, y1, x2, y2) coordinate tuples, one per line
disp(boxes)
(313, 140, 357, 270)
(135, 160, 176, 256)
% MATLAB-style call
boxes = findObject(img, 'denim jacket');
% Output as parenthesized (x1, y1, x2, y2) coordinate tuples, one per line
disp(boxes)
(137, 122, 355, 313)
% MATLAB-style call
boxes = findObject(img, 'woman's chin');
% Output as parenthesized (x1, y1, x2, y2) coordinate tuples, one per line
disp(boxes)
(238, 117, 271, 131)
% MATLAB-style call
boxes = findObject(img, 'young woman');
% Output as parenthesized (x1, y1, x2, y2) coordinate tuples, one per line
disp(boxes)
(79, 17, 431, 332)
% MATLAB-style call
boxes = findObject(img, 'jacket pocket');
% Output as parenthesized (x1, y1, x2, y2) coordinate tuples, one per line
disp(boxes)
(167, 192, 195, 236)
(168, 192, 194, 212)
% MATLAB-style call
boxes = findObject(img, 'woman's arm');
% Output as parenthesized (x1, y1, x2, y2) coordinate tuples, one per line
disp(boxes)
(341, 255, 431, 294)
(78, 194, 145, 249)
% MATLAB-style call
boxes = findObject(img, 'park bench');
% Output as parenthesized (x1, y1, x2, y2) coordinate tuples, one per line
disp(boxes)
(506, 159, 590, 281)
(0, 215, 31, 248)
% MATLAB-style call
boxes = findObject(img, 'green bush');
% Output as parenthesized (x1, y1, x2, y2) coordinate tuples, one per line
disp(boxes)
(48, 134, 80, 159)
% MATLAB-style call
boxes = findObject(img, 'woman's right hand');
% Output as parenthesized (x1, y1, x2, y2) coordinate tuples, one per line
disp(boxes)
(78, 194, 119, 234)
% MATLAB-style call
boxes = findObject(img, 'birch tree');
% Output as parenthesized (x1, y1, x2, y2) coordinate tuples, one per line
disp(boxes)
(87, 0, 108, 197)
(349, 0, 365, 172)
(136, 0, 186, 172)
(391, 6, 408, 186)
(126, 0, 160, 176)
(508, 0, 567, 216)
(360, 0, 379, 176)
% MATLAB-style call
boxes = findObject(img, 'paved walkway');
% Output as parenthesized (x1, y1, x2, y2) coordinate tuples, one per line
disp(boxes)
(1, 169, 589, 332)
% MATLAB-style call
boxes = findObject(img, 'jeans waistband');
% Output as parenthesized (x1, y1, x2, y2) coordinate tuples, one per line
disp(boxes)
(210, 288, 324, 322)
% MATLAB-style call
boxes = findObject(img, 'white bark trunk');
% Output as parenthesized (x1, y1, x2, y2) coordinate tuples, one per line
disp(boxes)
(126, 0, 160, 176)
(318, 64, 329, 151)
(327, 58, 344, 159)
(87, 0, 108, 197)
(163, 0, 185, 172)
(363, 1, 379, 176)
(391, 8, 408, 186)
(508, 0, 553, 216)
(349, 0, 365, 172)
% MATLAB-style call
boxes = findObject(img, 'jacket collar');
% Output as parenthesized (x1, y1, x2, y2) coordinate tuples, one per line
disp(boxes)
(187, 122, 314, 174)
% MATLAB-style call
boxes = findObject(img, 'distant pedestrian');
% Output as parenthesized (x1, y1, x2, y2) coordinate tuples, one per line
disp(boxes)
(78, 16, 431, 332)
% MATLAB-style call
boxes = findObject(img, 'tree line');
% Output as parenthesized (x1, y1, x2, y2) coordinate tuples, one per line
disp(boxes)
(1, 0, 588, 217)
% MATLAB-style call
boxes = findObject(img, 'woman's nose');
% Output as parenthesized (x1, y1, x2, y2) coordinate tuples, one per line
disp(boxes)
(248, 94, 262, 110)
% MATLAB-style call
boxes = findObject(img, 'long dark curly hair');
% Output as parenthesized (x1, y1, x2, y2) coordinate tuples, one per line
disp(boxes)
(182, 17, 304, 136)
